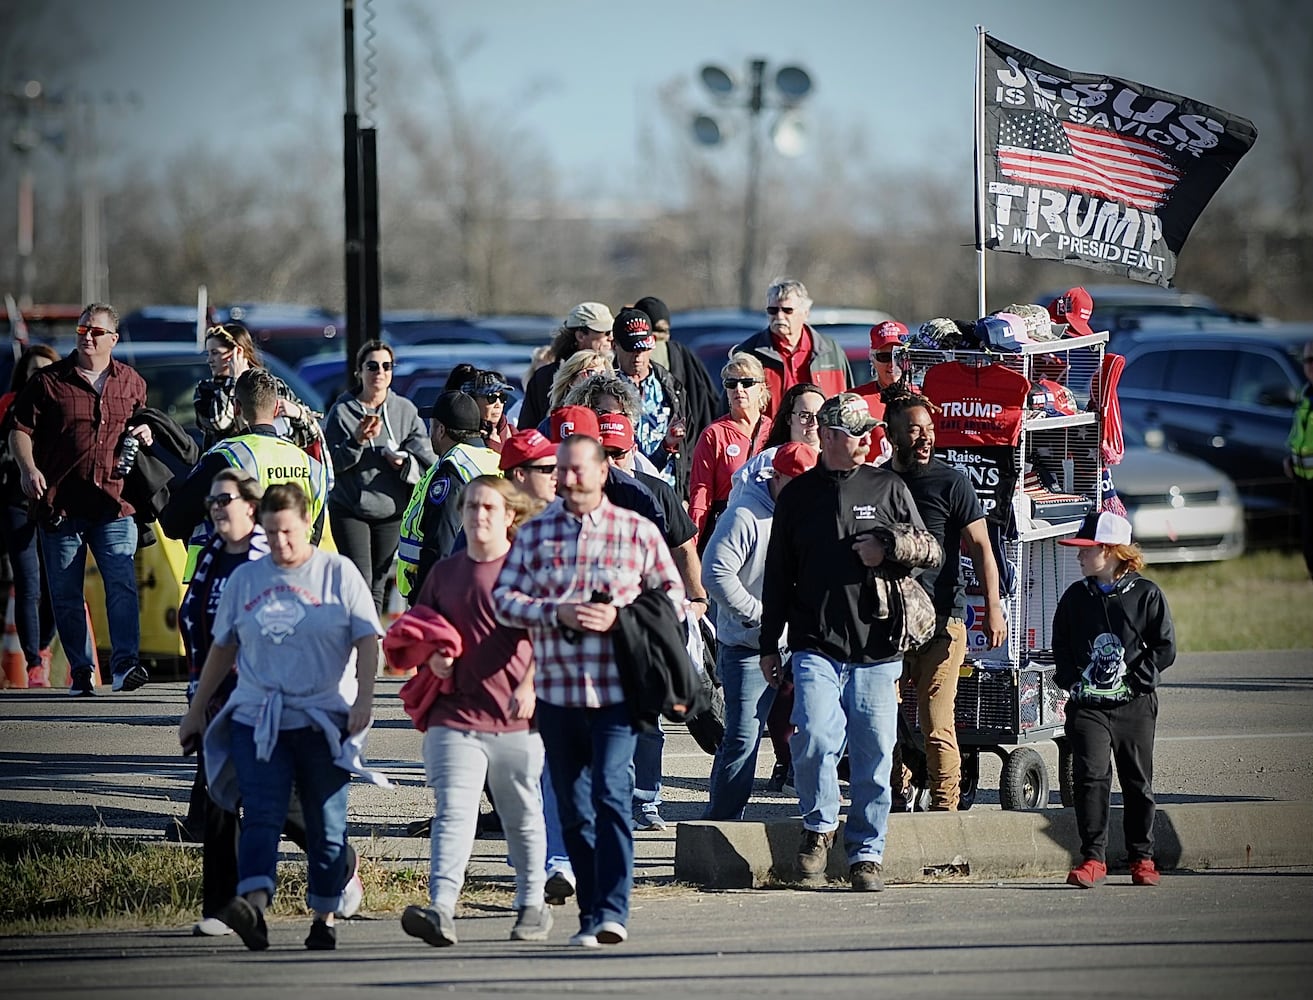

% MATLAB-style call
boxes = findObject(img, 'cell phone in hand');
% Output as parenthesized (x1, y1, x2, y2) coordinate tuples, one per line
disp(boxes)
(590, 589, 613, 604)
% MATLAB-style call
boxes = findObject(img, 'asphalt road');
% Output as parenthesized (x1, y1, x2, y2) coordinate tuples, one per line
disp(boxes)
(2, 649, 1310, 996)
(2, 870, 1310, 999)
(2, 649, 1308, 851)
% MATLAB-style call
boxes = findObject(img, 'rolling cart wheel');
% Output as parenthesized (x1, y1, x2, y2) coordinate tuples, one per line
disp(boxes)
(958, 751, 980, 811)
(999, 746, 1050, 810)
(1056, 738, 1075, 807)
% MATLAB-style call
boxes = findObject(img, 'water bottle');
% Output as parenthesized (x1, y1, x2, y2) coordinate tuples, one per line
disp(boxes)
(114, 434, 140, 478)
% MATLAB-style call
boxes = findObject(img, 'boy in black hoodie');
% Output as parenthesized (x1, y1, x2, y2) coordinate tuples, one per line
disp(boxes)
(1053, 511, 1176, 889)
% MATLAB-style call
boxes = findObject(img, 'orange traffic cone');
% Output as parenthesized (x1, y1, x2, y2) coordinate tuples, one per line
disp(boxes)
(1, 588, 25, 689)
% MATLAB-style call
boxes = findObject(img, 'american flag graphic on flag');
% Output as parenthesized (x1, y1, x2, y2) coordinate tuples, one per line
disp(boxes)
(997, 112, 1181, 211)
(981, 34, 1257, 285)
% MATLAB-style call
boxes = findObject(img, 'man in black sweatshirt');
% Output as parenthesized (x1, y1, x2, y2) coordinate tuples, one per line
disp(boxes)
(760, 393, 941, 892)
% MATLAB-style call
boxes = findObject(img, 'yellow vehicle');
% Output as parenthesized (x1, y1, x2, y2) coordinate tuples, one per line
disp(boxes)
(85, 520, 336, 677)
(84, 523, 189, 673)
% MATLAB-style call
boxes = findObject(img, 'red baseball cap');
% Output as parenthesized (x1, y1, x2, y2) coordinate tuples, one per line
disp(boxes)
(869, 320, 908, 351)
(1048, 287, 1094, 337)
(549, 405, 601, 443)
(772, 441, 819, 478)
(499, 428, 556, 471)
(598, 412, 636, 452)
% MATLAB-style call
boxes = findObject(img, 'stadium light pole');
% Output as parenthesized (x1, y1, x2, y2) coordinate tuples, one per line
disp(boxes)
(693, 58, 812, 310)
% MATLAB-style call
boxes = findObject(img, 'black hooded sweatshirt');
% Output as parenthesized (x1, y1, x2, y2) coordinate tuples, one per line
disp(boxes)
(760, 462, 932, 664)
(1052, 571, 1176, 703)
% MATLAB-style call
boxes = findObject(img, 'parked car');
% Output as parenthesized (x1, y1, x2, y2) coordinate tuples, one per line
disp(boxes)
(297, 343, 537, 419)
(1114, 425, 1245, 564)
(1116, 323, 1308, 541)
(1033, 283, 1263, 341)
(379, 311, 506, 347)
(114, 341, 326, 444)
(468, 314, 559, 346)
(119, 303, 346, 366)
(2, 302, 85, 388)
(118, 305, 213, 345)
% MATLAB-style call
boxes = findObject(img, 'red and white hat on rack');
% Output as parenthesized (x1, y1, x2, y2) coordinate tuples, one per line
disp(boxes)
(1048, 287, 1095, 338)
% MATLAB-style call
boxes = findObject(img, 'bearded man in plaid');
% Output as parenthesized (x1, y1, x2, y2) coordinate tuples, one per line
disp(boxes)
(494, 434, 683, 948)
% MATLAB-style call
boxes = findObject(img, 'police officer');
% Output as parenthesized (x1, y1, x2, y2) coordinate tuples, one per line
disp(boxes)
(160, 368, 328, 579)
(396, 391, 501, 604)
(1285, 339, 1313, 580)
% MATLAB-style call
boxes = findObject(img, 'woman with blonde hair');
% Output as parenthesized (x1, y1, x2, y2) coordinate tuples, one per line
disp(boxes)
(400, 475, 552, 947)
(549, 350, 613, 413)
(688, 352, 771, 550)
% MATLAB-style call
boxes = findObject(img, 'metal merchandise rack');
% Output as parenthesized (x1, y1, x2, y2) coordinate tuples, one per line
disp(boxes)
(895, 331, 1107, 809)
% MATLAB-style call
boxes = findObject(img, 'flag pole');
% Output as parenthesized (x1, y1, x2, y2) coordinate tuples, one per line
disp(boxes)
(973, 24, 988, 319)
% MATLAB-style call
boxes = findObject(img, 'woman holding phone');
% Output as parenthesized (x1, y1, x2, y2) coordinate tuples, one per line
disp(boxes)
(324, 340, 436, 613)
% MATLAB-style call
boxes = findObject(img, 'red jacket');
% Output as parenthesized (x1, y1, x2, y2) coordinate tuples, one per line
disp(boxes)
(731, 325, 851, 419)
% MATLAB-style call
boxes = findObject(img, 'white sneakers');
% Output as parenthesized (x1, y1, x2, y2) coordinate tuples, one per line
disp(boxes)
(569, 921, 627, 947)
(594, 921, 628, 944)
(192, 916, 234, 936)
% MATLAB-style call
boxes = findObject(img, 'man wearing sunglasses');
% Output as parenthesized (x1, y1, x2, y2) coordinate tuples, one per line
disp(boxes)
(8, 303, 151, 695)
(499, 428, 559, 506)
(731, 278, 852, 420)
(760, 393, 941, 892)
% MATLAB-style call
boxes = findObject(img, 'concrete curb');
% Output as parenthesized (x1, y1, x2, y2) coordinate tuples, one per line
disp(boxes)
(674, 801, 1313, 887)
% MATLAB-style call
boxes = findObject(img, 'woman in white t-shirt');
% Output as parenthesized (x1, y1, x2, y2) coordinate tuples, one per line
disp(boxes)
(180, 482, 385, 953)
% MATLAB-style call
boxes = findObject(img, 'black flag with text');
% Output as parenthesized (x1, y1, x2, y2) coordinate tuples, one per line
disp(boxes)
(981, 35, 1257, 287)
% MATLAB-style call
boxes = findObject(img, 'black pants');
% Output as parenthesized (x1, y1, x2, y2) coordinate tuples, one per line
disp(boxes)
(329, 507, 401, 614)
(1065, 692, 1158, 864)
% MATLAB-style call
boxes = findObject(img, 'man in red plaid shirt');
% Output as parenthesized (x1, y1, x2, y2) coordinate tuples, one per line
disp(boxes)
(494, 434, 683, 948)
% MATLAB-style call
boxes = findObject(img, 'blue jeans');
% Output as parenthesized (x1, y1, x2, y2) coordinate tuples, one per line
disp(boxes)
(536, 701, 637, 931)
(790, 651, 901, 865)
(228, 722, 351, 914)
(631, 721, 664, 820)
(1, 506, 55, 664)
(541, 770, 572, 876)
(38, 515, 139, 676)
(705, 643, 775, 821)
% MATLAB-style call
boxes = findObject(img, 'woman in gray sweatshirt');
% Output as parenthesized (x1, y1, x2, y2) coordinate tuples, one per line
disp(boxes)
(324, 340, 436, 613)
(701, 441, 817, 820)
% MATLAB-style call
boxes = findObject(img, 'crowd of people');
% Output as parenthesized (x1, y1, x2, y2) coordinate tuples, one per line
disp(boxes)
(0, 284, 1190, 951)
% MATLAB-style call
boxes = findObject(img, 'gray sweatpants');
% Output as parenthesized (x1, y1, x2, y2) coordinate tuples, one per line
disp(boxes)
(421, 725, 547, 913)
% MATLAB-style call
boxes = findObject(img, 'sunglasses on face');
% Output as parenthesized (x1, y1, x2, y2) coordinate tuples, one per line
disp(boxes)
(478, 392, 507, 404)
(793, 411, 819, 424)
(206, 493, 241, 508)
(523, 463, 556, 475)
(76, 324, 116, 339)
(723, 377, 761, 390)
(766, 306, 795, 316)
(873, 352, 895, 363)
(363, 360, 394, 372)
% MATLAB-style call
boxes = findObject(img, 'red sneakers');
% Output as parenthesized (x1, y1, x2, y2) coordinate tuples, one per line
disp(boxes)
(1066, 859, 1107, 888)
(1130, 859, 1161, 886)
